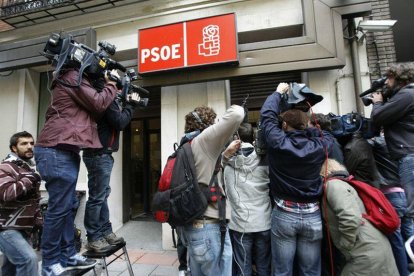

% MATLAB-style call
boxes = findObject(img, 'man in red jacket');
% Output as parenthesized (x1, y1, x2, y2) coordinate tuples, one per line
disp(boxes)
(35, 68, 119, 276)
(0, 131, 42, 276)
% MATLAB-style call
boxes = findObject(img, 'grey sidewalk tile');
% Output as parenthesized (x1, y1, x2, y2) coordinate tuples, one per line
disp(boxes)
(119, 263, 158, 276)
(150, 265, 179, 275)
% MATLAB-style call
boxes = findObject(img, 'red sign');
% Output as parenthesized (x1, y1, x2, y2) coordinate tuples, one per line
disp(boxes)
(138, 13, 238, 74)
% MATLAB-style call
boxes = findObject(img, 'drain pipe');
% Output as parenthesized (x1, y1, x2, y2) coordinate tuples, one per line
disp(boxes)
(347, 18, 365, 115)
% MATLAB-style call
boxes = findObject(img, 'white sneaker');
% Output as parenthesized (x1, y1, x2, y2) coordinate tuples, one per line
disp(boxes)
(178, 270, 186, 276)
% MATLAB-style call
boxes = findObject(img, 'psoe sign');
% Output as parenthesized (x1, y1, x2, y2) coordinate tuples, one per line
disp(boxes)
(138, 13, 238, 74)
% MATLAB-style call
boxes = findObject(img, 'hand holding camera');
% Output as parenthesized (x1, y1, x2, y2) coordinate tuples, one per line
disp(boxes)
(369, 91, 384, 104)
(277, 82, 290, 94)
(105, 69, 120, 86)
(127, 92, 141, 106)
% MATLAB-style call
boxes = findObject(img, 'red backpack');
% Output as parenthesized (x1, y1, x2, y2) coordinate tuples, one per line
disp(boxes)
(327, 175, 400, 235)
(152, 141, 224, 227)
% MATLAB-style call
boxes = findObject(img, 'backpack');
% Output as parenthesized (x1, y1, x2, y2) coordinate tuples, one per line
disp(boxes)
(327, 175, 400, 235)
(152, 140, 224, 227)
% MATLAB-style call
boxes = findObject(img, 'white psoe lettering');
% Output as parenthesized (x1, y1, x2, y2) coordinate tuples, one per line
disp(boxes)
(141, 44, 181, 63)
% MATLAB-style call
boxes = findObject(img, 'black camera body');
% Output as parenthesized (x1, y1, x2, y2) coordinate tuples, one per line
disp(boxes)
(119, 69, 149, 107)
(359, 77, 387, 106)
(42, 33, 126, 86)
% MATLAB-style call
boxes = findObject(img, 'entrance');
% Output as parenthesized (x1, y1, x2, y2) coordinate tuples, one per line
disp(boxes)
(123, 87, 161, 222)
(127, 118, 161, 220)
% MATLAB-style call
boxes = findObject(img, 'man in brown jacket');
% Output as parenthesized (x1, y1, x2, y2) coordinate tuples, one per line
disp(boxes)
(35, 68, 119, 276)
(0, 131, 41, 276)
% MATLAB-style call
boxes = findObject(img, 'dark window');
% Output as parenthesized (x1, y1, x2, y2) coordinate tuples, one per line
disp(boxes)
(389, 0, 414, 62)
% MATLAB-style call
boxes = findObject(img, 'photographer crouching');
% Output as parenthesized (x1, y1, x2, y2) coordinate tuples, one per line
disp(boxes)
(34, 65, 120, 275)
(367, 63, 414, 223)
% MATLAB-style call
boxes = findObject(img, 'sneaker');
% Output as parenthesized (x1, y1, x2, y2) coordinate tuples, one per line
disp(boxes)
(104, 232, 124, 245)
(178, 270, 186, 276)
(65, 254, 97, 270)
(42, 263, 69, 276)
(86, 238, 113, 253)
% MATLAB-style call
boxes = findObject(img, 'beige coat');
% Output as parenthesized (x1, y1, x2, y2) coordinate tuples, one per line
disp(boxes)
(323, 178, 399, 276)
(191, 105, 244, 219)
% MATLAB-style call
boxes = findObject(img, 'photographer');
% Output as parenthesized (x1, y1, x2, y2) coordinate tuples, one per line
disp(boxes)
(35, 67, 119, 276)
(369, 63, 414, 219)
(82, 91, 141, 252)
(260, 82, 334, 275)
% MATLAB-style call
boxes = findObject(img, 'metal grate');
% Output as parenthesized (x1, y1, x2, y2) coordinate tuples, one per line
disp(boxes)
(0, 0, 147, 30)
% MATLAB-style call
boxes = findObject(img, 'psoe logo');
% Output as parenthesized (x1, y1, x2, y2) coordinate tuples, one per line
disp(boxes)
(198, 25, 220, 56)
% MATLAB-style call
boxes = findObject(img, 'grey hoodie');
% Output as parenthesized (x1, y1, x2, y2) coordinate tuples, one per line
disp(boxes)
(223, 142, 271, 232)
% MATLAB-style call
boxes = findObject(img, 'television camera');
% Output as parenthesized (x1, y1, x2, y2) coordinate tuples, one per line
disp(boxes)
(41, 33, 127, 87)
(328, 112, 376, 139)
(359, 77, 388, 106)
(119, 69, 149, 107)
(41, 32, 150, 106)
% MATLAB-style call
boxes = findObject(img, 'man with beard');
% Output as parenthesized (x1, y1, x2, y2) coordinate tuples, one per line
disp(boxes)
(370, 63, 414, 221)
(0, 131, 42, 275)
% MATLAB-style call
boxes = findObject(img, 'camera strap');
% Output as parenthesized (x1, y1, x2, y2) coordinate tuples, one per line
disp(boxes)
(54, 36, 72, 78)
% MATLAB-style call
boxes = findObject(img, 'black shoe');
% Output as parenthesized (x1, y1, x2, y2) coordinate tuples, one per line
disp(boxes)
(104, 232, 125, 245)
(65, 254, 96, 270)
(86, 238, 113, 253)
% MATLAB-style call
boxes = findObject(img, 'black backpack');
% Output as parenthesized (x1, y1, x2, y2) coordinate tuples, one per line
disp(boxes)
(152, 142, 210, 226)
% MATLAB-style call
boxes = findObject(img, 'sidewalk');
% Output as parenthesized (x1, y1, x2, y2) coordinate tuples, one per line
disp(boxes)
(83, 247, 180, 276)
(0, 221, 181, 276)
(82, 220, 181, 276)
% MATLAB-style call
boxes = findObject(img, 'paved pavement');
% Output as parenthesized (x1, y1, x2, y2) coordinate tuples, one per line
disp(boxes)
(1, 221, 182, 276)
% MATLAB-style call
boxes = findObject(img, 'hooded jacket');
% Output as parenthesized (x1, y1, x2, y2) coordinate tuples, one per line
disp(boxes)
(260, 92, 334, 202)
(223, 143, 271, 232)
(323, 172, 399, 275)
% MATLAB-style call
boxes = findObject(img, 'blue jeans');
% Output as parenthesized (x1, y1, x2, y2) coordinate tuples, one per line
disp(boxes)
(229, 229, 271, 276)
(385, 192, 411, 276)
(182, 222, 232, 276)
(271, 206, 322, 276)
(399, 154, 414, 218)
(34, 146, 78, 267)
(83, 153, 114, 241)
(0, 230, 38, 276)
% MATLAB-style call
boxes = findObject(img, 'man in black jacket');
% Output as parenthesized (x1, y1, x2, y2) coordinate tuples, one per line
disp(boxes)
(82, 92, 141, 252)
(261, 83, 334, 276)
(370, 63, 414, 219)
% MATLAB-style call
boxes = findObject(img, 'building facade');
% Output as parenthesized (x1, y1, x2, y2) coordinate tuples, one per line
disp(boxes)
(0, 0, 380, 249)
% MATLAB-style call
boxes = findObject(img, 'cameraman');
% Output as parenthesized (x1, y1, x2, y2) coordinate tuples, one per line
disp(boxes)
(370, 63, 414, 219)
(35, 67, 119, 276)
(82, 91, 140, 252)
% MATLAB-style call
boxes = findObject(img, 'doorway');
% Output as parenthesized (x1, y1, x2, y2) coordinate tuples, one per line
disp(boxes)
(127, 118, 161, 220)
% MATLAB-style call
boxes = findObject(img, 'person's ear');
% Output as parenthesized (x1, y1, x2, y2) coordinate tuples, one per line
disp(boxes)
(282, 121, 288, 131)
(11, 146, 17, 154)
